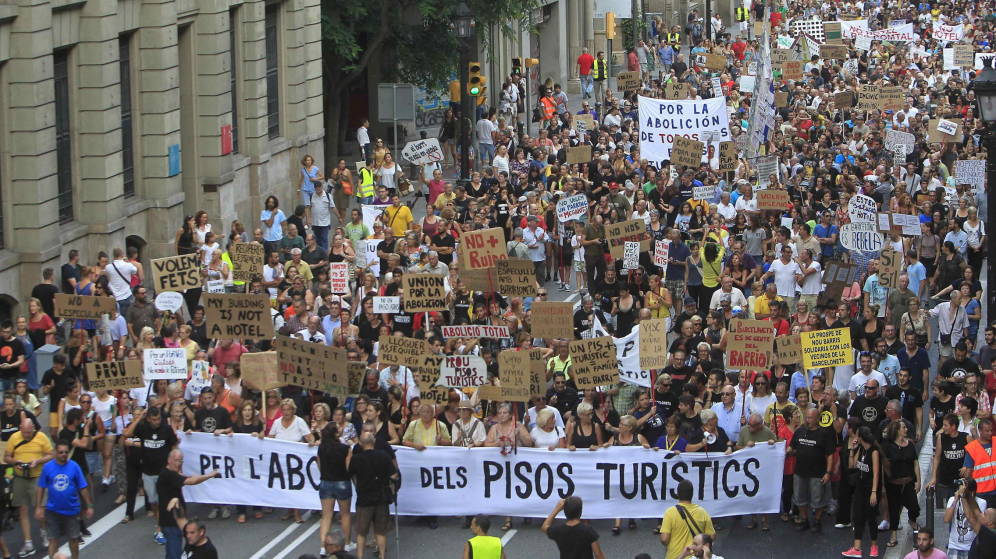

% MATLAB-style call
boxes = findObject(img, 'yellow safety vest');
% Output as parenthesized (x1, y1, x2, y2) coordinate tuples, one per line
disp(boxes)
(736, 7, 749, 22)
(358, 167, 375, 198)
(667, 32, 681, 44)
(468, 536, 502, 559)
(592, 59, 607, 80)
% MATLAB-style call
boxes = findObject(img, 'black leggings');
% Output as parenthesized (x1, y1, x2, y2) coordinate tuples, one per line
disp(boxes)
(836, 474, 854, 525)
(851, 486, 878, 542)
(781, 474, 793, 514)
(125, 459, 144, 519)
(885, 480, 920, 531)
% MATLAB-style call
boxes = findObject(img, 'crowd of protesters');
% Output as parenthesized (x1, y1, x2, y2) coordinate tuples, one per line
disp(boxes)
(3, 1, 996, 559)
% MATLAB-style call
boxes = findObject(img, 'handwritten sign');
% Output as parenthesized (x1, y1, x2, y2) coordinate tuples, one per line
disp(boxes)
(955, 159, 985, 188)
(240, 351, 283, 392)
(54, 293, 116, 319)
(848, 194, 878, 223)
(569, 337, 618, 389)
(840, 222, 884, 252)
(496, 350, 531, 402)
(151, 254, 201, 292)
(671, 135, 703, 168)
(203, 293, 276, 340)
(692, 185, 714, 201)
(441, 325, 511, 339)
(274, 336, 347, 392)
(329, 262, 349, 294)
(495, 259, 537, 297)
(780, 60, 803, 80)
(459, 227, 506, 270)
(605, 219, 651, 258)
(775, 334, 803, 366)
(566, 145, 593, 165)
(143, 348, 187, 380)
(154, 291, 184, 313)
(856, 84, 879, 111)
(653, 240, 671, 270)
(574, 114, 595, 134)
(928, 118, 964, 143)
(347, 361, 368, 393)
(617, 71, 641, 90)
(231, 243, 265, 283)
(820, 44, 848, 59)
(379, 336, 430, 368)
(937, 119, 959, 136)
(663, 82, 689, 100)
(727, 319, 774, 369)
(877, 247, 902, 289)
(86, 360, 145, 391)
(702, 53, 727, 71)
(953, 43, 975, 67)
(833, 91, 854, 108)
(530, 301, 575, 339)
(401, 138, 443, 165)
(774, 91, 788, 108)
(878, 86, 903, 111)
(622, 241, 640, 270)
(556, 194, 589, 222)
(373, 296, 400, 314)
(403, 274, 447, 312)
(757, 189, 790, 211)
(801, 328, 854, 369)
(639, 319, 668, 370)
(436, 355, 488, 388)
(718, 141, 738, 171)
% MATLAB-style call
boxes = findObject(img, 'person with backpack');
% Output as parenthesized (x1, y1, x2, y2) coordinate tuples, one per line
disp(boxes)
(659, 479, 716, 559)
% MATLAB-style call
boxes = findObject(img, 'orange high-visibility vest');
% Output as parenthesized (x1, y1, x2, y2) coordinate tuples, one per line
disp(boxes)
(965, 437, 996, 493)
(540, 96, 556, 120)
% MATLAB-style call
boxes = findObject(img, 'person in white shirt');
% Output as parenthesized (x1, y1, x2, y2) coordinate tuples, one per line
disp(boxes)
(475, 111, 497, 167)
(310, 181, 334, 253)
(847, 352, 889, 400)
(762, 246, 802, 313)
(357, 119, 371, 160)
(262, 251, 284, 299)
(294, 316, 327, 345)
(715, 191, 737, 224)
(523, 216, 549, 285)
(944, 492, 987, 557)
(104, 248, 139, 316)
(709, 276, 747, 310)
(795, 249, 822, 311)
(450, 401, 487, 447)
(523, 400, 565, 431)
(930, 290, 970, 361)
(378, 365, 420, 403)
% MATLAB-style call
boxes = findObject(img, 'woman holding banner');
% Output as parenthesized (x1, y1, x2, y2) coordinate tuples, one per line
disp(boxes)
(486, 403, 534, 532)
(268, 398, 314, 523)
(610, 415, 650, 535)
(318, 422, 355, 555)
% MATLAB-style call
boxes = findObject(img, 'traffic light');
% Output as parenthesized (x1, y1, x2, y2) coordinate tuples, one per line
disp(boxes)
(511, 58, 522, 76)
(467, 61, 484, 96)
(525, 58, 539, 68)
(605, 11, 617, 39)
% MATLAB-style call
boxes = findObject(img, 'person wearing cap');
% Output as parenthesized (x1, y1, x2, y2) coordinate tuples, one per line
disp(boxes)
(670, 296, 699, 335)
(507, 227, 530, 260)
(451, 401, 486, 448)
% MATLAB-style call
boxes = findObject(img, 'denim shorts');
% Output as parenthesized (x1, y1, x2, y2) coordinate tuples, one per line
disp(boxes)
(319, 480, 352, 501)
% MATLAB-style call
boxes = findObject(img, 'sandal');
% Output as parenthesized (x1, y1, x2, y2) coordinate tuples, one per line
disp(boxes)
(611, 526, 621, 535)
(744, 521, 757, 530)
(628, 519, 637, 530)
(501, 520, 512, 531)
(120, 516, 131, 524)
(761, 521, 770, 532)
(780, 513, 790, 522)
(886, 540, 898, 547)
(237, 515, 246, 524)
(254, 511, 264, 519)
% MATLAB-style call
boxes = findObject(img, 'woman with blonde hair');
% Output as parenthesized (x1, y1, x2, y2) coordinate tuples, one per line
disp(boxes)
(268, 398, 313, 522)
(135, 326, 157, 352)
(566, 402, 604, 450)
(609, 414, 650, 534)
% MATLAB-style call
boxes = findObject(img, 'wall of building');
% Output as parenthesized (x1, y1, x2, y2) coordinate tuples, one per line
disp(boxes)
(0, 0, 324, 315)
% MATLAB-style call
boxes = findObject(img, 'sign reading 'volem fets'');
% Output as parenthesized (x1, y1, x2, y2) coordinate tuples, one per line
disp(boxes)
(150, 254, 201, 292)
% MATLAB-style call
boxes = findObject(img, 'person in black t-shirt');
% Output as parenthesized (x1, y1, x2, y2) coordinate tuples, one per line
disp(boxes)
(884, 369, 923, 435)
(430, 227, 456, 266)
(158, 449, 220, 556)
(358, 371, 388, 407)
(58, 408, 90, 475)
(124, 406, 177, 543)
(41, 353, 77, 434)
(193, 389, 232, 435)
(848, 380, 887, 432)
(182, 521, 219, 559)
(789, 408, 836, 532)
(0, 393, 40, 441)
(30, 268, 59, 323)
(541, 496, 606, 559)
(0, 322, 26, 384)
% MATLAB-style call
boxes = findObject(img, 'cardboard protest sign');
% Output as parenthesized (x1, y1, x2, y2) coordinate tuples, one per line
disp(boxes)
(403, 274, 447, 312)
(496, 350, 531, 402)
(727, 319, 774, 369)
(274, 336, 347, 392)
(878, 86, 903, 111)
(458, 227, 506, 269)
(401, 138, 443, 165)
(143, 348, 187, 380)
(566, 145, 593, 165)
(820, 44, 848, 59)
(775, 334, 803, 366)
(877, 247, 902, 289)
(756, 189, 790, 211)
(530, 302, 575, 339)
(671, 136, 704, 168)
(771, 49, 794, 64)
(528, 349, 548, 396)
(203, 293, 276, 340)
(150, 254, 201, 292)
(801, 328, 854, 369)
(330, 262, 349, 294)
(927, 118, 964, 143)
(240, 351, 283, 392)
(833, 91, 854, 108)
(718, 141, 738, 171)
(663, 82, 689, 99)
(459, 267, 496, 293)
(617, 71, 641, 90)
(775, 91, 788, 108)
(780, 60, 803, 80)
(54, 293, 116, 320)
(411, 354, 445, 392)
(605, 219, 651, 258)
(379, 335, 430, 368)
(954, 43, 975, 67)
(373, 296, 400, 314)
(702, 53, 727, 71)
(639, 319, 668, 370)
(569, 337, 618, 389)
(231, 243, 265, 283)
(86, 360, 145, 391)
(824, 22, 842, 42)
(574, 114, 595, 134)
(441, 325, 511, 339)
(347, 361, 368, 393)
(436, 355, 488, 388)
(856, 84, 879, 111)
(556, 193, 589, 222)
(495, 259, 537, 297)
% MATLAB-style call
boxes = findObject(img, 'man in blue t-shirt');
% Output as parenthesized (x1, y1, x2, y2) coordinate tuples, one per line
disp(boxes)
(36, 440, 92, 559)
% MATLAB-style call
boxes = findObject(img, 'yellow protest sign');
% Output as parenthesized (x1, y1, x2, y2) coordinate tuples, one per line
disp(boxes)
(801, 328, 854, 369)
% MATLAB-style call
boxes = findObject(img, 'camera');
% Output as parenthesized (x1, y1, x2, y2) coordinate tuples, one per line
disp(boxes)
(955, 478, 977, 493)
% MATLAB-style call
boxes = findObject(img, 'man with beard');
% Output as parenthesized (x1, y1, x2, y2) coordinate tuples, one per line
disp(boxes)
(938, 340, 981, 384)
(849, 380, 887, 432)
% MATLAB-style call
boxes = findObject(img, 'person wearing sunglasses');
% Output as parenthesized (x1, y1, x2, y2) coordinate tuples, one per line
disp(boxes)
(847, 352, 888, 401)
(848, 380, 887, 432)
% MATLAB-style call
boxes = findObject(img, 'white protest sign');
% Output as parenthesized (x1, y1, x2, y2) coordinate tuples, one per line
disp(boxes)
(373, 296, 400, 314)
(206, 280, 226, 294)
(440, 325, 511, 339)
(847, 194, 877, 223)
(401, 138, 444, 165)
(840, 222, 885, 252)
(623, 241, 640, 270)
(853, 35, 872, 51)
(780, 217, 795, 230)
(362, 239, 381, 276)
(755, 155, 779, 188)
(361, 204, 385, 232)
(187, 360, 212, 396)
(638, 96, 731, 167)
(143, 348, 188, 380)
(955, 160, 985, 188)
(436, 355, 488, 388)
(556, 194, 589, 223)
(178, 433, 785, 517)
(933, 23, 964, 42)
(885, 130, 915, 153)
(653, 240, 671, 271)
(330, 263, 349, 294)
(693, 185, 714, 201)
(154, 291, 184, 313)
(892, 213, 922, 237)
(937, 119, 959, 136)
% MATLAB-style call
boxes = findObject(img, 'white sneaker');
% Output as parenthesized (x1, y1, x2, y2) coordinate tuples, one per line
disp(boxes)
(834, 522, 852, 529)
(344, 543, 357, 552)
(878, 519, 890, 530)
(40, 527, 48, 547)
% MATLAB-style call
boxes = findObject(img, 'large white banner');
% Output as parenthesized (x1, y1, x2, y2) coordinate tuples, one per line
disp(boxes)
(841, 21, 916, 43)
(638, 96, 731, 167)
(178, 433, 784, 518)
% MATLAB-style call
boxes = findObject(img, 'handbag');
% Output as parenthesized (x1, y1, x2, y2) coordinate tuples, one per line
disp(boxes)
(939, 306, 959, 346)
(906, 314, 928, 347)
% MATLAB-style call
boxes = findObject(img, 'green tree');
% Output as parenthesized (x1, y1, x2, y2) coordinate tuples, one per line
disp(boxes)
(321, 0, 538, 164)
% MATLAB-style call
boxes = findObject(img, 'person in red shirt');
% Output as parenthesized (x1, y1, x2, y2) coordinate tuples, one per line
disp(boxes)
(731, 38, 748, 60)
(577, 47, 594, 100)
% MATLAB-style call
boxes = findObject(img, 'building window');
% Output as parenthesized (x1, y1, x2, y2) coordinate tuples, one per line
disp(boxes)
(53, 49, 74, 224)
(264, 4, 280, 139)
(120, 34, 135, 197)
(229, 9, 240, 153)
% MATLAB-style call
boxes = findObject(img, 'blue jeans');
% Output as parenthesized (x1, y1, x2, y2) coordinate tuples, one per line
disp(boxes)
(312, 225, 330, 253)
(163, 526, 183, 559)
(116, 295, 134, 318)
(580, 74, 593, 97)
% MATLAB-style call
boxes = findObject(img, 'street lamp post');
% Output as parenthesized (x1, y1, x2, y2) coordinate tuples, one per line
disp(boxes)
(454, 2, 475, 184)
(973, 57, 996, 323)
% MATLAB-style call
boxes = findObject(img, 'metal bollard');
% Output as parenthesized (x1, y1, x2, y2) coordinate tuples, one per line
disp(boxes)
(925, 486, 935, 535)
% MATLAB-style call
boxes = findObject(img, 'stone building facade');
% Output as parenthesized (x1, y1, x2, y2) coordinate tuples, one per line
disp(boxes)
(0, 0, 324, 318)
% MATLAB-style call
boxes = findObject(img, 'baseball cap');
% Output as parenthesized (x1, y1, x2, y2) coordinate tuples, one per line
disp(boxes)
(683, 296, 697, 306)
